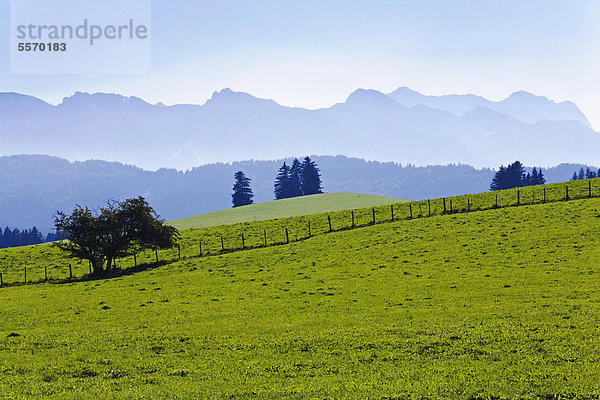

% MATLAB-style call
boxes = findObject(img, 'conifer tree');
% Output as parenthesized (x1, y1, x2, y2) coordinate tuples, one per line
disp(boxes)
(300, 157, 323, 195)
(585, 167, 597, 179)
(531, 168, 538, 185)
(274, 162, 291, 199)
(231, 171, 254, 207)
(288, 159, 303, 198)
(579, 167, 585, 180)
(537, 168, 546, 185)
(490, 161, 526, 191)
(572, 172, 578, 181)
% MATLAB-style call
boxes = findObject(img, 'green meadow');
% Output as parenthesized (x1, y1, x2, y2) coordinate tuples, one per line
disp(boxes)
(1, 181, 600, 398)
(170, 192, 406, 230)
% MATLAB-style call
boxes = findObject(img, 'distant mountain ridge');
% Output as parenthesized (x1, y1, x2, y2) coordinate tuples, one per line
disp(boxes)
(0, 87, 597, 170)
(387, 87, 592, 127)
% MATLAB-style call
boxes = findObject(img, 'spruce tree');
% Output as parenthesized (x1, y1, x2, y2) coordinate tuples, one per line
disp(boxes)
(537, 168, 546, 185)
(274, 162, 291, 199)
(490, 166, 507, 191)
(288, 159, 303, 198)
(579, 167, 585, 180)
(531, 168, 538, 185)
(231, 171, 254, 207)
(585, 167, 597, 179)
(300, 157, 323, 195)
(572, 172, 578, 181)
(490, 161, 526, 191)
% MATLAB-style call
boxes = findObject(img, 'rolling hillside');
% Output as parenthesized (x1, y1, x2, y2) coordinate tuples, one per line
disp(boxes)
(169, 193, 406, 230)
(1, 180, 600, 397)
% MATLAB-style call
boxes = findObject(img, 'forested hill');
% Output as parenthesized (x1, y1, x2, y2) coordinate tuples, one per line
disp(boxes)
(0, 154, 593, 233)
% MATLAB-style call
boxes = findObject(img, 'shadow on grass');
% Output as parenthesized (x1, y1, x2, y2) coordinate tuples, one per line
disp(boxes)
(0, 260, 172, 288)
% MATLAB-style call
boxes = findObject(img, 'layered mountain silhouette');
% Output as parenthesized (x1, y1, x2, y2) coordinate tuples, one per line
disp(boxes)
(0, 87, 597, 170)
(387, 87, 591, 127)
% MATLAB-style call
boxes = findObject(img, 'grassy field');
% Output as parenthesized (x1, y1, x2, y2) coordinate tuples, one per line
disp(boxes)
(1, 181, 600, 398)
(0, 178, 596, 283)
(169, 192, 406, 230)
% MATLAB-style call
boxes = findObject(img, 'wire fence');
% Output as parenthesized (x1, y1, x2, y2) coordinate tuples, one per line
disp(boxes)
(0, 178, 598, 287)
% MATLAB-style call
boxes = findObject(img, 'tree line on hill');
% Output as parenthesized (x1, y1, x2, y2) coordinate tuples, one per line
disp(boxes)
(0, 226, 61, 249)
(274, 157, 323, 200)
(231, 157, 323, 207)
(5, 155, 596, 233)
(490, 161, 546, 191)
(571, 167, 600, 181)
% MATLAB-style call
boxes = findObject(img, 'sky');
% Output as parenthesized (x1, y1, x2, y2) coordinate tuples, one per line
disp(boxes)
(1, 0, 600, 128)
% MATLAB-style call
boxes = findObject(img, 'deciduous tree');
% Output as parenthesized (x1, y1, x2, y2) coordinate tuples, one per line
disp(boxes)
(54, 197, 178, 276)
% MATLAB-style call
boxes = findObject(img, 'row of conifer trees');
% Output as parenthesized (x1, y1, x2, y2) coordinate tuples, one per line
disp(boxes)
(274, 157, 323, 200)
(571, 167, 600, 181)
(0, 226, 56, 248)
(231, 157, 323, 207)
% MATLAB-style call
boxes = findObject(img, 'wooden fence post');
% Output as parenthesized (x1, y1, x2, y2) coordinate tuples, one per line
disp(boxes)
(199, 242, 203, 256)
(443, 198, 446, 214)
(391, 205, 394, 221)
(220, 236, 225, 252)
(178, 244, 181, 260)
(24, 266, 27, 283)
(495, 194, 498, 208)
(372, 208, 376, 225)
(351, 211, 355, 228)
(133, 254, 137, 267)
(409, 203, 413, 219)
(69, 264, 72, 280)
(263, 230, 267, 247)
(517, 190, 520, 206)
(241, 234, 245, 249)
(155, 249, 159, 263)
(566, 186, 569, 201)
(44, 266, 48, 282)
(428, 199, 431, 216)
(543, 187, 546, 203)
(89, 260, 92, 274)
(589, 181, 592, 198)
(328, 215, 332, 232)
(308, 222, 311, 238)
(449, 199, 453, 214)
(0, 272, 3, 286)
(285, 228, 289, 244)
(467, 198, 470, 212)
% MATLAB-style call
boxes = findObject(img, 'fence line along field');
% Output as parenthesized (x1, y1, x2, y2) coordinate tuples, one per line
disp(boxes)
(0, 178, 598, 286)
(1, 186, 600, 397)
(170, 192, 407, 229)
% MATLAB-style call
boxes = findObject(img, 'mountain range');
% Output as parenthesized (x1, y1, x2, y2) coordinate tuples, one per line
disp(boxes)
(1, 87, 597, 170)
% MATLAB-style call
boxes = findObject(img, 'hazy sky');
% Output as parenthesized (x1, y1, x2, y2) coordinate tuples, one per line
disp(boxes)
(2, 0, 600, 128)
